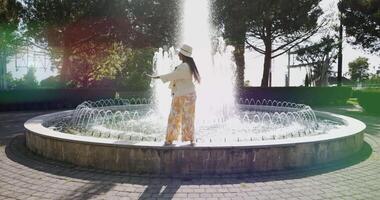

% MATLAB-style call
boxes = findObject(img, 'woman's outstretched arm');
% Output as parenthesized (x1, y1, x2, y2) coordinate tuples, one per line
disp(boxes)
(159, 64, 190, 83)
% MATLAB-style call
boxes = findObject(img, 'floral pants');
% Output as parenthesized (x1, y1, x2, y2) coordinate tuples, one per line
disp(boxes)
(166, 93, 196, 143)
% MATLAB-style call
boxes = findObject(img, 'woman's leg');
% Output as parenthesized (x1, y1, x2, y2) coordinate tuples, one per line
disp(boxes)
(181, 93, 196, 142)
(165, 96, 184, 143)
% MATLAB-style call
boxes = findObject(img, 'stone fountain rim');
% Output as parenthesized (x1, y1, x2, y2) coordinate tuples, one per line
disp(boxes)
(24, 110, 366, 149)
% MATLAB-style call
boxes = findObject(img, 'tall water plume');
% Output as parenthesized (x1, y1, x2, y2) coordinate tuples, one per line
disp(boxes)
(152, 0, 237, 126)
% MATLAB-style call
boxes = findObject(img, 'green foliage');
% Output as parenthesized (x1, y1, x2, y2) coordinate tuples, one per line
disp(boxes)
(22, 0, 180, 87)
(211, 0, 324, 87)
(21, 67, 39, 88)
(357, 89, 380, 115)
(68, 41, 129, 87)
(66, 41, 154, 90)
(364, 75, 380, 86)
(3, 71, 15, 89)
(23, 0, 180, 47)
(117, 48, 155, 91)
(0, 0, 24, 91)
(5, 67, 39, 89)
(0, 0, 24, 56)
(125, 0, 181, 47)
(95, 42, 129, 80)
(245, 0, 323, 45)
(245, 0, 323, 87)
(339, 0, 380, 53)
(348, 57, 370, 81)
(211, 0, 247, 46)
(296, 36, 338, 86)
(240, 86, 352, 106)
(0, 89, 119, 109)
(210, 0, 248, 88)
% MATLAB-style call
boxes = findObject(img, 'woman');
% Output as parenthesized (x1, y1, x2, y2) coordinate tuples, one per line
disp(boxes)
(147, 44, 200, 145)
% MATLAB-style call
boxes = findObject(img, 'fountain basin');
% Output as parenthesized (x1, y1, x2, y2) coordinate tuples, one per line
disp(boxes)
(25, 110, 365, 175)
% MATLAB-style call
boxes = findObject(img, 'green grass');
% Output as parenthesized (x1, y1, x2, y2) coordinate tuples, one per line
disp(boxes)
(347, 98, 359, 106)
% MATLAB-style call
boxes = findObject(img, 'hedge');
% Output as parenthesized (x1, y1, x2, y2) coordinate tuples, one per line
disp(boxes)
(356, 89, 380, 114)
(0, 89, 150, 111)
(238, 87, 352, 106)
(0, 87, 352, 111)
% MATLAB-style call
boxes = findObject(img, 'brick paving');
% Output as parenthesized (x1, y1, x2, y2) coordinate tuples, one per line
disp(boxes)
(0, 107, 380, 200)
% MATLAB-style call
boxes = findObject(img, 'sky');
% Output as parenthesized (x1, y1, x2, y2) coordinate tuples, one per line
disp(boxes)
(6, 0, 380, 84)
(6, 45, 57, 82)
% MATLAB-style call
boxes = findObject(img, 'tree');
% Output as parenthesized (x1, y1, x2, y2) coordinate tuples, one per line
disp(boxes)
(211, 0, 248, 88)
(3, 71, 15, 89)
(339, 0, 380, 53)
(22, 0, 180, 87)
(0, 0, 24, 89)
(348, 57, 370, 82)
(116, 48, 155, 91)
(23, 67, 39, 88)
(0, 0, 24, 54)
(68, 41, 129, 87)
(245, 0, 323, 87)
(125, 0, 181, 47)
(296, 36, 338, 86)
(364, 75, 380, 86)
(5, 67, 39, 89)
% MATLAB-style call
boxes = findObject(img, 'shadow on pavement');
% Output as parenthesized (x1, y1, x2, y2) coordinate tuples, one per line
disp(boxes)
(2, 131, 373, 199)
(6, 134, 372, 181)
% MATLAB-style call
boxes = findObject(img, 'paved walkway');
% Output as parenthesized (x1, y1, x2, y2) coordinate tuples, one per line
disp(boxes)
(0, 106, 380, 200)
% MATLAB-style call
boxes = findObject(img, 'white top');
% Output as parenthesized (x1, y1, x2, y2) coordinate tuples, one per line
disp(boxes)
(159, 63, 195, 97)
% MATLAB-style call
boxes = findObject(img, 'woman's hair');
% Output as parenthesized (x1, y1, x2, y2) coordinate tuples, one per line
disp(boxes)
(180, 53, 201, 83)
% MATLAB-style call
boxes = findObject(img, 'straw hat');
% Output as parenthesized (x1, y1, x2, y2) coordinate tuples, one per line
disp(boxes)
(177, 44, 193, 57)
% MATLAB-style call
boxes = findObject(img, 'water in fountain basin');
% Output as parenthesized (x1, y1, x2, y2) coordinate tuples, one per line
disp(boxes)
(62, 97, 328, 143)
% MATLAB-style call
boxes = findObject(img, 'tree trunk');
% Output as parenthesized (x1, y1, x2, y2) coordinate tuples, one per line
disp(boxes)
(60, 34, 73, 84)
(261, 38, 272, 87)
(0, 52, 7, 90)
(261, 18, 273, 88)
(61, 47, 71, 83)
(233, 43, 245, 89)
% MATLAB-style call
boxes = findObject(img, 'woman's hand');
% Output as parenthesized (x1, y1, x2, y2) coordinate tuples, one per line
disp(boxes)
(145, 73, 160, 79)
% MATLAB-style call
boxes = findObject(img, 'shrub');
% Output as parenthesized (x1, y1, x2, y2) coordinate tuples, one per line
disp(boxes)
(0, 88, 152, 111)
(239, 87, 352, 106)
(356, 89, 380, 114)
(40, 76, 66, 89)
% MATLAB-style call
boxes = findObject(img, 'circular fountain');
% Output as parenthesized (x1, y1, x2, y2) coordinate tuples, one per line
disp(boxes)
(24, 0, 365, 175)
(24, 98, 365, 175)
